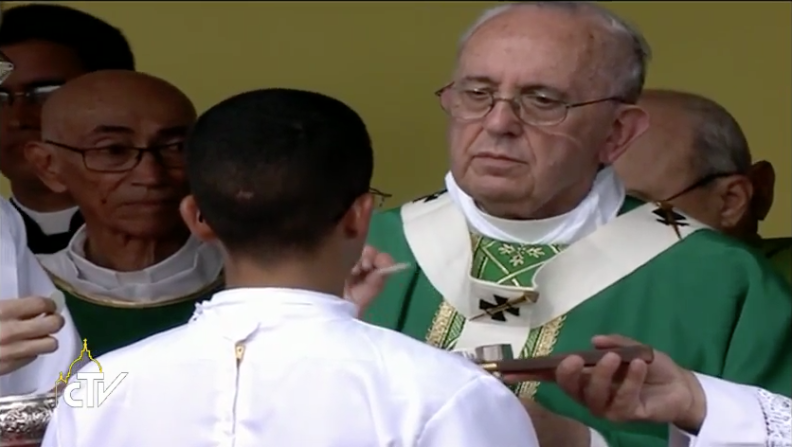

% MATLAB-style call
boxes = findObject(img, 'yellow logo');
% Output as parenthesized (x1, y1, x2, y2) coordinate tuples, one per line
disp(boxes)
(54, 339, 102, 394)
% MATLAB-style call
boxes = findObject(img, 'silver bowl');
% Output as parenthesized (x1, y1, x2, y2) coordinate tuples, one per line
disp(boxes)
(0, 392, 57, 446)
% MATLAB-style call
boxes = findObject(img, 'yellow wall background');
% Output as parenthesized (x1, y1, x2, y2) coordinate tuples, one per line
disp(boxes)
(3, 1, 790, 236)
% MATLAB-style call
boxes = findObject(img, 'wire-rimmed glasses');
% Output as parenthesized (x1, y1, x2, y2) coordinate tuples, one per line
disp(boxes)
(369, 187, 392, 208)
(435, 83, 624, 127)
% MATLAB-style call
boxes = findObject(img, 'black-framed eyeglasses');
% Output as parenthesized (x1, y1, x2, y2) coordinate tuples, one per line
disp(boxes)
(661, 171, 739, 203)
(435, 83, 625, 127)
(369, 187, 392, 208)
(44, 140, 185, 173)
(0, 84, 61, 107)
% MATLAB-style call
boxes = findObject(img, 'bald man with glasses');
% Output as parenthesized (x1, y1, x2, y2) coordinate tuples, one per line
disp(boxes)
(25, 70, 224, 357)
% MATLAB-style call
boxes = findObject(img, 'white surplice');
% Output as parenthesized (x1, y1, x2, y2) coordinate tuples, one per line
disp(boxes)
(668, 373, 792, 447)
(37, 226, 223, 304)
(42, 287, 540, 447)
(0, 197, 81, 397)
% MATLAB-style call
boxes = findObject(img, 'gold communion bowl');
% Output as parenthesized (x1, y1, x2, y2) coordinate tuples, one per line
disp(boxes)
(0, 392, 57, 446)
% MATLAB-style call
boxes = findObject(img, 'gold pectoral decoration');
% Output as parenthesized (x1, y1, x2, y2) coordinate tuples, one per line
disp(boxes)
(426, 234, 567, 399)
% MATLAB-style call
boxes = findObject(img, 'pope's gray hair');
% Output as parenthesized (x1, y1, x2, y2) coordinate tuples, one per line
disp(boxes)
(457, 2, 652, 103)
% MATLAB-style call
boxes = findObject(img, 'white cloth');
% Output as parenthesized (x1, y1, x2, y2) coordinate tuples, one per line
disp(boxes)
(10, 197, 78, 235)
(0, 197, 81, 397)
(42, 287, 540, 447)
(37, 226, 223, 303)
(445, 166, 625, 245)
(669, 374, 792, 447)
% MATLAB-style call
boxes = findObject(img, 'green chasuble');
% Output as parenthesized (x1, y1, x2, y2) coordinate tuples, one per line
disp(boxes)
(51, 276, 223, 356)
(364, 192, 792, 447)
(760, 237, 791, 284)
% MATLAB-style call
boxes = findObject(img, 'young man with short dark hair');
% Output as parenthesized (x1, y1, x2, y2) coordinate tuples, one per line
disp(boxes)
(42, 88, 539, 447)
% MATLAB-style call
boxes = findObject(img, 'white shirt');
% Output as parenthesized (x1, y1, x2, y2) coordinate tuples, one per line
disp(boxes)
(10, 197, 78, 235)
(42, 287, 539, 447)
(0, 197, 81, 396)
(669, 374, 792, 447)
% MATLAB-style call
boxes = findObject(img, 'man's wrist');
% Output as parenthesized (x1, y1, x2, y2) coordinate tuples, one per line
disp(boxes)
(672, 369, 707, 433)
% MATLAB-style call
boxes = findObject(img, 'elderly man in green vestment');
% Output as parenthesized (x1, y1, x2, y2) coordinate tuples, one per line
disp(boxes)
(615, 89, 791, 284)
(25, 70, 224, 356)
(362, 2, 792, 446)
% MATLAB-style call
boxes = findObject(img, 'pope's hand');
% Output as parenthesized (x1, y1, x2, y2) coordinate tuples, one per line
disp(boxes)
(554, 334, 707, 432)
(344, 245, 395, 317)
(0, 296, 64, 376)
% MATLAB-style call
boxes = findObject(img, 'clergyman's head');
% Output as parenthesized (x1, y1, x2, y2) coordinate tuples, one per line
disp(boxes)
(0, 4, 134, 192)
(25, 70, 195, 239)
(615, 89, 774, 239)
(441, 1, 651, 219)
(180, 88, 375, 280)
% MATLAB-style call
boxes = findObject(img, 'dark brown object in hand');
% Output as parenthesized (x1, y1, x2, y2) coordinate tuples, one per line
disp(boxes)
(478, 345, 654, 374)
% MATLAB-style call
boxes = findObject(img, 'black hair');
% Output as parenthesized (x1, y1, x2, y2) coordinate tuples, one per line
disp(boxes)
(185, 88, 374, 261)
(0, 4, 135, 71)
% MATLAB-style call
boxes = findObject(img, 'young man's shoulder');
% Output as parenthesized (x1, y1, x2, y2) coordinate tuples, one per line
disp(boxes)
(352, 319, 507, 400)
(81, 323, 195, 375)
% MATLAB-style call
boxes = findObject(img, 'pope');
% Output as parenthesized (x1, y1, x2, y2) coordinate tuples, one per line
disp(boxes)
(363, 2, 791, 446)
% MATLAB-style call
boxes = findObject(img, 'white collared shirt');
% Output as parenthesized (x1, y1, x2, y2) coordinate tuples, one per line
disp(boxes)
(10, 198, 78, 235)
(0, 197, 81, 396)
(42, 287, 539, 447)
(37, 226, 223, 303)
(669, 374, 791, 447)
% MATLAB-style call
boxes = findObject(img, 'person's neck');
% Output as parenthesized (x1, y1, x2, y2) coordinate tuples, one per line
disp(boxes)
(11, 182, 76, 213)
(83, 225, 191, 272)
(729, 220, 762, 247)
(477, 180, 592, 220)
(223, 251, 348, 299)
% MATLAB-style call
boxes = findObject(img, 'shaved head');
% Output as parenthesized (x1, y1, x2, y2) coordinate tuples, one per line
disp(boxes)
(41, 70, 195, 141)
(616, 88, 768, 238)
(616, 89, 751, 202)
(26, 70, 196, 246)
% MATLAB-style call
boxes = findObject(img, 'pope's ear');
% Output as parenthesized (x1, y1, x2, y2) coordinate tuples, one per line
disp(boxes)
(24, 141, 69, 194)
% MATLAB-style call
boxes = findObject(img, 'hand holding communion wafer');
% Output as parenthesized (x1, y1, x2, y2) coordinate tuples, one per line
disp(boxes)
(345, 245, 404, 316)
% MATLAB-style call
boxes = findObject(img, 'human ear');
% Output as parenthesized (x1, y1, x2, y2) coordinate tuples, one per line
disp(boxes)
(179, 195, 217, 242)
(601, 105, 650, 164)
(340, 193, 374, 241)
(24, 141, 69, 193)
(716, 175, 753, 231)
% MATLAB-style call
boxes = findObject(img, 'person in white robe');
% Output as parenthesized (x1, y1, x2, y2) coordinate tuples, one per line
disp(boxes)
(0, 197, 80, 396)
(41, 88, 540, 447)
(544, 334, 791, 447)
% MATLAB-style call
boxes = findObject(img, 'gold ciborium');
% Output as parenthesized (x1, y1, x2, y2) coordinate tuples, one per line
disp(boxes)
(0, 392, 57, 446)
